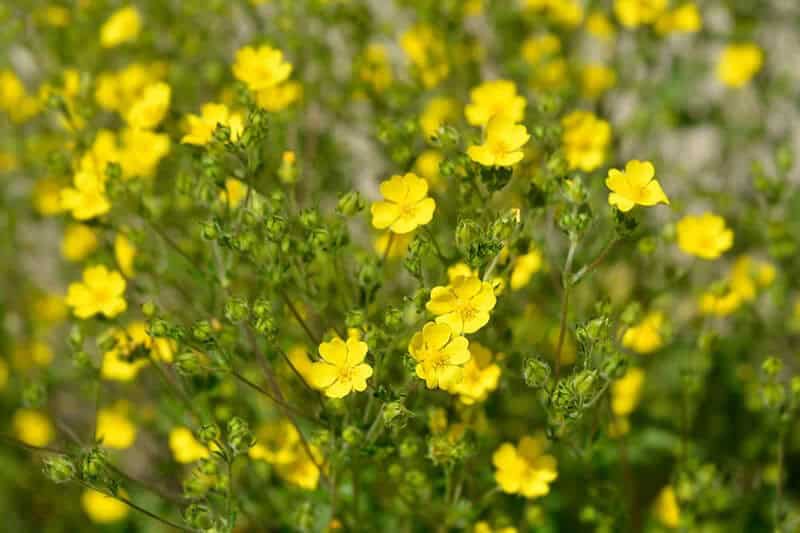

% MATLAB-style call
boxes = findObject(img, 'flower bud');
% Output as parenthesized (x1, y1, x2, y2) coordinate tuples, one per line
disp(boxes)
(141, 301, 157, 317)
(224, 297, 249, 324)
(336, 191, 365, 216)
(81, 449, 107, 482)
(175, 352, 204, 376)
(192, 320, 213, 342)
(199, 423, 220, 445)
(523, 357, 552, 389)
(184, 503, 216, 530)
(342, 425, 363, 445)
(43, 456, 76, 483)
(226, 417, 254, 455)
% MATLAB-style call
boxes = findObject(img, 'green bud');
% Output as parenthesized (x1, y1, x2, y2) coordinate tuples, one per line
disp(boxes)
(479, 165, 513, 192)
(224, 297, 249, 324)
(455, 218, 481, 255)
(192, 320, 213, 342)
(227, 417, 254, 455)
(264, 214, 288, 240)
(342, 425, 363, 445)
(183, 503, 216, 530)
(336, 191, 366, 216)
(254, 315, 277, 338)
(22, 383, 46, 408)
(298, 208, 320, 229)
(175, 352, 204, 376)
(523, 357, 552, 389)
(405, 469, 426, 487)
(572, 369, 597, 396)
(43, 456, 76, 484)
(399, 437, 420, 458)
(762, 356, 783, 378)
(383, 401, 412, 430)
(141, 301, 157, 317)
(148, 318, 169, 338)
(199, 423, 220, 445)
(68, 325, 83, 349)
(491, 208, 521, 241)
(345, 309, 366, 329)
(80, 449, 107, 482)
(383, 307, 404, 331)
(104, 161, 122, 182)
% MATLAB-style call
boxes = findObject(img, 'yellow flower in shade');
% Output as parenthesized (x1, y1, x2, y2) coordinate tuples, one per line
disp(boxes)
(510, 249, 543, 290)
(676, 213, 733, 260)
(249, 420, 302, 465)
(654, 485, 680, 528)
(611, 367, 645, 417)
(12, 340, 54, 369)
(655, 3, 702, 35)
(474, 522, 517, 533)
(117, 128, 171, 178)
(606, 160, 670, 212)
(60, 169, 111, 221)
(0, 70, 40, 123)
(373, 231, 413, 259)
(414, 149, 444, 189)
(444, 343, 501, 405)
(420, 97, 459, 140)
(125, 81, 170, 130)
(181, 103, 244, 146)
(100, 6, 141, 48)
(698, 256, 774, 317)
(114, 233, 136, 278)
(614, 0, 667, 28)
(82, 490, 129, 524)
(33, 293, 67, 323)
(309, 337, 373, 398)
(717, 43, 763, 88)
(561, 110, 611, 172)
(222, 178, 248, 207)
(359, 43, 393, 92)
(34, 178, 65, 216)
(493, 436, 558, 499)
(66, 265, 127, 319)
(586, 11, 617, 40)
(101, 321, 174, 381)
(370, 173, 436, 234)
(233, 45, 293, 92)
(256, 80, 302, 112)
(169, 427, 210, 464)
(465, 80, 526, 127)
(61, 224, 99, 262)
(95, 403, 137, 449)
(468, 117, 530, 167)
(408, 322, 471, 389)
(427, 275, 497, 334)
(581, 64, 617, 99)
(13, 409, 54, 447)
(400, 24, 449, 89)
(622, 311, 665, 354)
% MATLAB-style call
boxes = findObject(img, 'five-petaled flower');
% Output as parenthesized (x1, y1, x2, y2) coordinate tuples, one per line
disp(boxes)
(606, 160, 670, 212)
(309, 337, 373, 398)
(676, 212, 733, 260)
(427, 275, 497, 334)
(408, 322, 471, 389)
(181, 103, 244, 146)
(233, 45, 293, 92)
(468, 116, 530, 167)
(493, 436, 558, 499)
(370, 172, 436, 234)
(66, 265, 127, 319)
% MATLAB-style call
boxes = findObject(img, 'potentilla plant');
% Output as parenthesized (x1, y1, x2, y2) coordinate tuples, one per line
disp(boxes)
(1, 1, 799, 532)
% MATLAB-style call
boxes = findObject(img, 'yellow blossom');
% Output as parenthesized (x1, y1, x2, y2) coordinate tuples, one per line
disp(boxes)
(465, 80, 526, 127)
(169, 427, 210, 464)
(118, 127, 171, 178)
(655, 3, 702, 35)
(66, 265, 127, 319)
(82, 490, 129, 524)
(359, 44, 393, 92)
(427, 275, 497, 334)
(309, 337, 373, 398)
(0, 69, 40, 123)
(370, 173, 436, 234)
(654, 485, 680, 528)
(414, 149, 444, 189)
(420, 97, 459, 140)
(222, 178, 249, 207)
(285, 345, 316, 384)
(493, 436, 558, 498)
(13, 409, 54, 447)
(521, 34, 561, 66)
(474, 522, 517, 533)
(614, 0, 667, 28)
(581, 64, 617, 99)
(717, 43, 763, 88)
(400, 24, 449, 88)
(249, 420, 302, 465)
(256, 80, 302, 112)
(676, 213, 733, 260)
(38, 5, 71, 27)
(611, 367, 645, 416)
(101, 321, 174, 381)
(96, 403, 137, 449)
(561, 110, 611, 172)
(373, 231, 413, 259)
(510, 249, 543, 290)
(34, 178, 65, 216)
(468, 116, 530, 167)
(114, 233, 136, 278)
(100, 6, 141, 48)
(13, 339, 54, 369)
(606, 160, 669, 212)
(444, 343, 501, 405)
(33, 293, 67, 323)
(61, 223, 99, 262)
(623, 311, 665, 354)
(586, 11, 617, 40)
(60, 169, 111, 221)
(181, 103, 244, 146)
(233, 45, 293, 92)
(125, 81, 170, 129)
(408, 322, 471, 389)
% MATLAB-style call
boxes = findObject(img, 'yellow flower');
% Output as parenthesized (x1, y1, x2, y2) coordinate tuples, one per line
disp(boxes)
(585, 11, 617, 40)
(101, 321, 174, 381)
(373, 231, 413, 259)
(66, 265, 127, 319)
(33, 293, 67, 323)
(100, 6, 141, 48)
(561, 110, 611, 172)
(61, 223, 99, 262)
(233, 45, 293, 92)
(521, 34, 561, 66)
(699, 289, 742, 317)
(581, 64, 617, 99)
(82, 490, 129, 524)
(468, 117, 530, 167)
(114, 233, 136, 278)
(169, 427, 210, 464)
(420, 97, 459, 140)
(717, 43, 763, 88)
(614, 0, 667, 28)
(118, 127, 171, 178)
(309, 337, 373, 398)
(249, 420, 301, 465)
(359, 43, 393, 92)
(400, 24, 449, 89)
(60, 169, 111, 221)
(655, 3, 702, 35)
(493, 436, 558, 499)
(38, 5, 71, 27)
(698, 256, 774, 317)
(465, 79, 526, 127)
(96, 403, 137, 449)
(444, 343, 501, 405)
(34, 178, 65, 216)
(606, 160, 669, 212)
(276, 447, 323, 490)
(622, 311, 664, 354)
(408, 322, 471, 389)
(654, 485, 680, 528)
(370, 173, 436, 234)
(285, 345, 316, 384)
(13, 339, 54, 368)
(414, 149, 444, 189)
(427, 275, 497, 334)
(256, 80, 302, 112)
(13, 409, 54, 447)
(676, 213, 733, 260)
(181, 103, 244, 146)
(611, 367, 645, 416)
(510, 249, 543, 290)
(125, 81, 170, 129)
